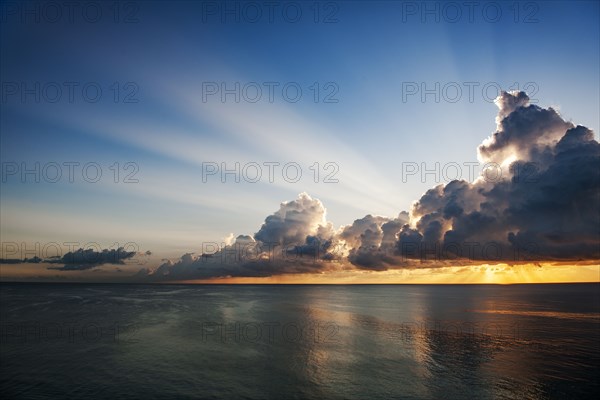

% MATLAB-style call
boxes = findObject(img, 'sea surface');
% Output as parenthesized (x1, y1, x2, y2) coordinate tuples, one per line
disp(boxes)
(1, 283, 599, 399)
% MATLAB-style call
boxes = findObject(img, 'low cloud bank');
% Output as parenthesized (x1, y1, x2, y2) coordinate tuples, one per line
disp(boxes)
(132, 91, 599, 280)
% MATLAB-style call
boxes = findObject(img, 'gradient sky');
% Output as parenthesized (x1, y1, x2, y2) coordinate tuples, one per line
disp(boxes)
(1, 0, 599, 282)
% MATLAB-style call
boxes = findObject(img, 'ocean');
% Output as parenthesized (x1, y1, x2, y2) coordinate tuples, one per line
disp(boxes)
(1, 283, 599, 399)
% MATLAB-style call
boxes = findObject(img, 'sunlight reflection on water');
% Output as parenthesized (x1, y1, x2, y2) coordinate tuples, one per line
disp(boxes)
(1, 283, 599, 399)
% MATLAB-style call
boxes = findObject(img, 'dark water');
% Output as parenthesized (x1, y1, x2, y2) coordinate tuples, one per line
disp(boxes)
(1, 283, 599, 399)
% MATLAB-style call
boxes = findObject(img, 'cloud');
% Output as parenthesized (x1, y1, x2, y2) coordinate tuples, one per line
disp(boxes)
(335, 213, 409, 270)
(138, 193, 340, 281)
(1, 248, 140, 271)
(254, 193, 333, 245)
(136, 91, 599, 281)
(399, 91, 600, 262)
(479, 91, 573, 167)
(52, 248, 138, 266)
(48, 264, 101, 271)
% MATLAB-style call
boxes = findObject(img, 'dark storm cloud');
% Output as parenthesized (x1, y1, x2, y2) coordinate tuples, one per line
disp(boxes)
(0, 256, 43, 264)
(51, 247, 138, 266)
(337, 213, 409, 270)
(136, 91, 599, 280)
(1, 248, 139, 271)
(398, 91, 600, 262)
(0, 258, 27, 264)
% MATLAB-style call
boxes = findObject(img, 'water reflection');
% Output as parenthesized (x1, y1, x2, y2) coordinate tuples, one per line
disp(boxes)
(1, 283, 598, 399)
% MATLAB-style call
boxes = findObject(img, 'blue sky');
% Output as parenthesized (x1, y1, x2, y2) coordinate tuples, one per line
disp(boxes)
(1, 0, 599, 263)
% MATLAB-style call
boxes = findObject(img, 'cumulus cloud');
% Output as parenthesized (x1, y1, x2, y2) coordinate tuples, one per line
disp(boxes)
(136, 91, 599, 281)
(138, 193, 339, 281)
(254, 193, 332, 244)
(334, 213, 409, 270)
(399, 91, 600, 263)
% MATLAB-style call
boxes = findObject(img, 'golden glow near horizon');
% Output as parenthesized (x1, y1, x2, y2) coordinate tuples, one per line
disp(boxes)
(2, 261, 598, 284)
(182, 262, 600, 284)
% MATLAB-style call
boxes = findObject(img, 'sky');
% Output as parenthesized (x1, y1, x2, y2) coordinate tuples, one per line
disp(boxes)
(1, 0, 599, 283)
